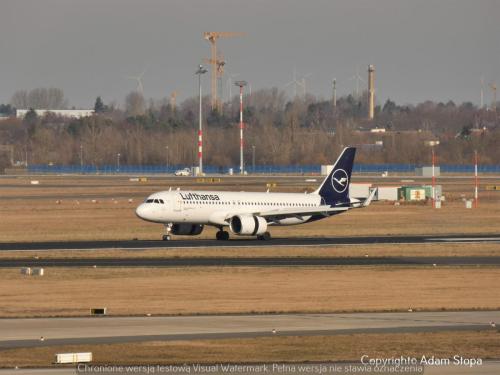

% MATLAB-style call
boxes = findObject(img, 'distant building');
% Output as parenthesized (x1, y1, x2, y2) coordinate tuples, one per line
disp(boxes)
(415, 166, 440, 177)
(16, 109, 94, 119)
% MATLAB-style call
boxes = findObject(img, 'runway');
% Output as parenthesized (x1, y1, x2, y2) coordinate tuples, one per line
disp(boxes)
(1, 311, 498, 349)
(2, 256, 500, 268)
(1, 234, 499, 251)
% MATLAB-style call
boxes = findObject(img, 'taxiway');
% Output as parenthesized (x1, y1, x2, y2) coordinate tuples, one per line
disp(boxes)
(1, 311, 498, 349)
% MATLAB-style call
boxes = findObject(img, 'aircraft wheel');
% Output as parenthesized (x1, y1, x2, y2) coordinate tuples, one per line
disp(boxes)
(162, 234, 171, 241)
(216, 231, 230, 241)
(257, 232, 271, 241)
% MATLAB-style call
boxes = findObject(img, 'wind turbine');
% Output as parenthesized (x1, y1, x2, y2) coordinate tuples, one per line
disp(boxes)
(126, 69, 147, 95)
(349, 66, 365, 99)
(300, 73, 312, 97)
(285, 68, 311, 98)
(284, 67, 302, 97)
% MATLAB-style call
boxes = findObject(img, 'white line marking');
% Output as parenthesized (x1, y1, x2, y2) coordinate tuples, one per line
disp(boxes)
(428, 238, 500, 242)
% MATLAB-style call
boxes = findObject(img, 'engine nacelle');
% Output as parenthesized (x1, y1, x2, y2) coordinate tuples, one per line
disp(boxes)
(171, 224, 204, 235)
(229, 215, 267, 236)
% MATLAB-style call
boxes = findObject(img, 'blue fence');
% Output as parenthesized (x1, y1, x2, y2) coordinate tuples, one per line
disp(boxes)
(27, 164, 500, 174)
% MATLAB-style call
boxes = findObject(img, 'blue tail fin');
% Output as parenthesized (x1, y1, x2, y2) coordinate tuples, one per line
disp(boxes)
(314, 147, 356, 205)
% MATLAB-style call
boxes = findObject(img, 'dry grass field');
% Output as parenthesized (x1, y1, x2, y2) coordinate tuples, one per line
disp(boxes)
(1, 331, 499, 367)
(0, 174, 499, 242)
(0, 266, 499, 318)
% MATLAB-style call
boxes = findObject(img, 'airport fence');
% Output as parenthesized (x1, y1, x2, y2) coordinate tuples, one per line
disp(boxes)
(26, 163, 500, 174)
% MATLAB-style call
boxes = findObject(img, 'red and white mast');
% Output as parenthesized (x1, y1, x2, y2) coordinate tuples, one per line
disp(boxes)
(195, 65, 208, 174)
(235, 80, 247, 174)
(474, 150, 479, 208)
(432, 148, 436, 208)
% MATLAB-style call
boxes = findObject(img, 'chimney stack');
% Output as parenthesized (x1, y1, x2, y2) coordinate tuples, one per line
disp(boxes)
(368, 65, 375, 120)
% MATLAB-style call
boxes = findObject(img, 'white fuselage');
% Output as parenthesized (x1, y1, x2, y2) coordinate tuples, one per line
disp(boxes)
(135, 190, 323, 227)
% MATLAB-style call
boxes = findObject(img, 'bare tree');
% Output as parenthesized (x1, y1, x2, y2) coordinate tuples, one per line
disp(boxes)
(11, 88, 68, 109)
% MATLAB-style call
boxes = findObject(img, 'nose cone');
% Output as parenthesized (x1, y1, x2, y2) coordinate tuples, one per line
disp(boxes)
(135, 203, 148, 220)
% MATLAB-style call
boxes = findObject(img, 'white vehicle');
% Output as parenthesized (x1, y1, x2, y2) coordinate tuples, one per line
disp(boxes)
(174, 168, 191, 176)
(136, 147, 374, 240)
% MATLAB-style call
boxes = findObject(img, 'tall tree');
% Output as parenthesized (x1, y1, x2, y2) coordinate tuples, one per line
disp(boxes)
(94, 96, 105, 113)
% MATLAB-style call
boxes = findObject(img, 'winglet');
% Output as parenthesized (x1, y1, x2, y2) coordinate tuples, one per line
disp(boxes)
(363, 188, 377, 207)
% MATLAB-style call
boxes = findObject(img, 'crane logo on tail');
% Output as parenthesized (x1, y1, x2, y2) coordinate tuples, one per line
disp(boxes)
(331, 169, 349, 193)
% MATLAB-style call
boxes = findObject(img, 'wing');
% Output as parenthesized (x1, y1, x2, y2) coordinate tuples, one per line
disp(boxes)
(207, 206, 349, 226)
(257, 205, 349, 220)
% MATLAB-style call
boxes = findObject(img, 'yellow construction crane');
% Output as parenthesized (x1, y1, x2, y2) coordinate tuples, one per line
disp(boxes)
(203, 54, 225, 112)
(203, 32, 244, 111)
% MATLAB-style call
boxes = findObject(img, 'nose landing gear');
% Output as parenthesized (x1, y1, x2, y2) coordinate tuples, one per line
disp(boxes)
(162, 223, 173, 241)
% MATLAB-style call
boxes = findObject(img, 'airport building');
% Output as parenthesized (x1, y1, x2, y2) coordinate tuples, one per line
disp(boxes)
(16, 109, 94, 119)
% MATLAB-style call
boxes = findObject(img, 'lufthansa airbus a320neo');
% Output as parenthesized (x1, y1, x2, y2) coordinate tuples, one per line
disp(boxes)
(136, 147, 374, 240)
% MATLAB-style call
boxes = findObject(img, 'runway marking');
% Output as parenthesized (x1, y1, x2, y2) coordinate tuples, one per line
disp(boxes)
(428, 237, 500, 242)
(1, 243, 430, 252)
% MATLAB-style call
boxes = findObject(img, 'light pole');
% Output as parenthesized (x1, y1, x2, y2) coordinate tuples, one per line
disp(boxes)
(79, 144, 83, 173)
(252, 145, 256, 173)
(195, 65, 208, 174)
(117, 153, 121, 173)
(235, 80, 247, 174)
(332, 78, 337, 109)
(165, 145, 169, 171)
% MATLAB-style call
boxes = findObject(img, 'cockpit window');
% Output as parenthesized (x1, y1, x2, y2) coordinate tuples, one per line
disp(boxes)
(153, 199, 159, 203)
(159, 199, 164, 204)
(146, 199, 154, 203)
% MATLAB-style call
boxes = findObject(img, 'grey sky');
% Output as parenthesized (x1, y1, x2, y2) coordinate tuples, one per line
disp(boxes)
(1, 0, 499, 108)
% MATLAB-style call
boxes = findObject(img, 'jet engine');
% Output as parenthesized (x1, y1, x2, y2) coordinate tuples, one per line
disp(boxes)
(171, 224, 204, 235)
(229, 215, 267, 236)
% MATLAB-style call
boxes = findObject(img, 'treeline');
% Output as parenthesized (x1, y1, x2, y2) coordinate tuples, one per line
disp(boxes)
(0, 87, 499, 170)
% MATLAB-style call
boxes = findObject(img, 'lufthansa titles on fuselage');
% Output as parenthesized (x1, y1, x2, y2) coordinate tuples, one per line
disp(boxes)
(180, 192, 220, 201)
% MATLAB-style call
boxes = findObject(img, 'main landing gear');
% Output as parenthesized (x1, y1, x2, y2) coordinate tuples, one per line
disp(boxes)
(216, 230, 230, 241)
(215, 229, 272, 241)
(257, 232, 272, 241)
(162, 223, 173, 241)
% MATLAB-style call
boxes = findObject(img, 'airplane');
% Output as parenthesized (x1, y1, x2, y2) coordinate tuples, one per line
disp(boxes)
(135, 147, 375, 240)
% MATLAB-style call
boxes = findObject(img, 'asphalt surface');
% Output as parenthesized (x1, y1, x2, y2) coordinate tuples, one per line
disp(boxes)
(1, 311, 498, 349)
(1, 234, 499, 251)
(1, 256, 500, 268)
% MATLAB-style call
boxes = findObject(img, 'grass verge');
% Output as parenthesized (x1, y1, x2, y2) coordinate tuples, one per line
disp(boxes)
(1, 266, 499, 317)
(1, 331, 499, 367)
